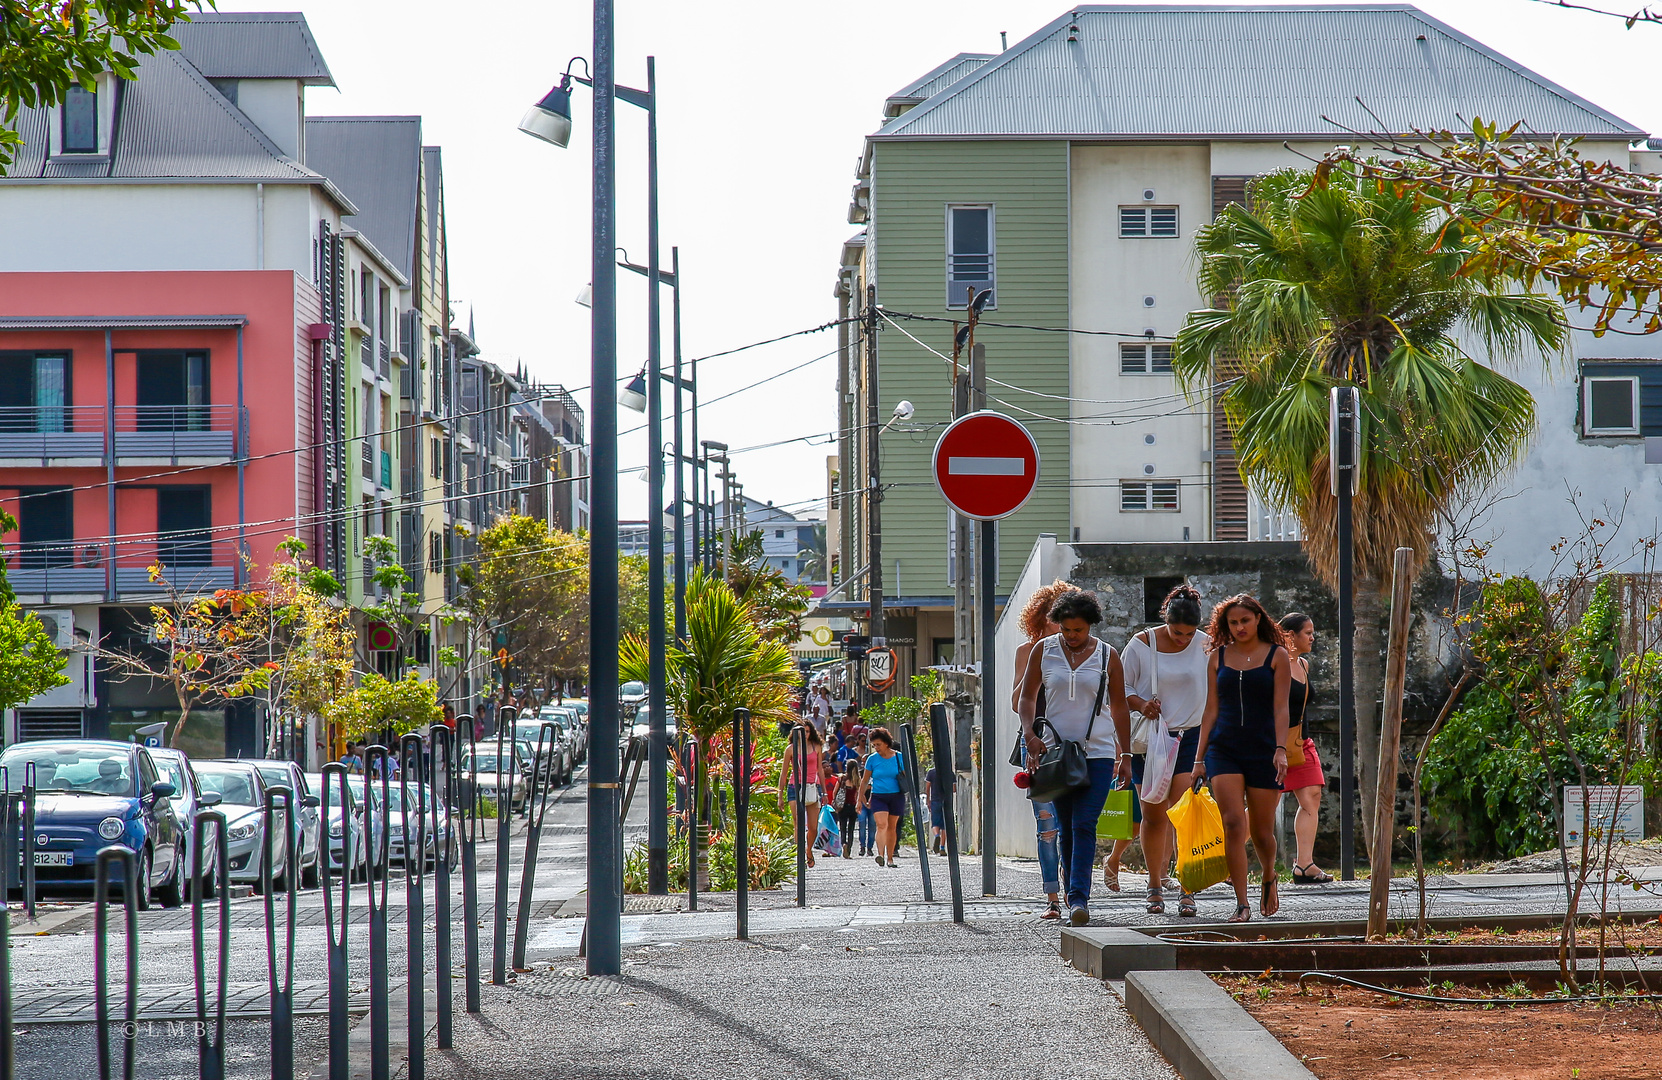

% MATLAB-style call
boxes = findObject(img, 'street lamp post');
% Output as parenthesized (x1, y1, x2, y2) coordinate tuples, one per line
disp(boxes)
(1329, 386, 1359, 880)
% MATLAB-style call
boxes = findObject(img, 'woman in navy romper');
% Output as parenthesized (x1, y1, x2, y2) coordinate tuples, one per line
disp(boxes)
(1192, 593, 1291, 923)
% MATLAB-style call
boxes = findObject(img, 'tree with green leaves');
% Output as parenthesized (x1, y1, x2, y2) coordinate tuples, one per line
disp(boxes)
(323, 671, 444, 743)
(1, 1, 212, 172)
(0, 511, 69, 711)
(718, 531, 811, 644)
(1172, 162, 1567, 845)
(456, 515, 588, 701)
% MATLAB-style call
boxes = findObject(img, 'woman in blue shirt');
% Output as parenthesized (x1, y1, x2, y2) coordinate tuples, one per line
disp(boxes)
(858, 727, 906, 867)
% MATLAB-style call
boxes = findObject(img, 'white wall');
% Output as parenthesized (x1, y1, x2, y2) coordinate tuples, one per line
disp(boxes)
(233, 80, 304, 160)
(0, 182, 320, 274)
(1069, 144, 1212, 543)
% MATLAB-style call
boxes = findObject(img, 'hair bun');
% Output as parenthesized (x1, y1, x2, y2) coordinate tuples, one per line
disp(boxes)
(1167, 584, 1200, 602)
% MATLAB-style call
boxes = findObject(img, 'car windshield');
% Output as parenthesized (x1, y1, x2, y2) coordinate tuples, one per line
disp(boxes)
(620, 682, 645, 697)
(0, 745, 134, 796)
(156, 759, 189, 798)
(195, 766, 259, 807)
(516, 723, 560, 744)
(255, 766, 299, 793)
(463, 751, 512, 773)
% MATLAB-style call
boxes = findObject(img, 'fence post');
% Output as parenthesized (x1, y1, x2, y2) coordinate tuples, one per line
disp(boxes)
(900, 723, 934, 902)
(513, 722, 558, 971)
(734, 709, 750, 940)
(792, 726, 806, 909)
(364, 745, 392, 1080)
(399, 733, 428, 1080)
(20, 764, 36, 920)
(458, 723, 482, 1013)
(428, 723, 455, 1048)
(0, 888, 12, 1080)
(1368, 546, 1415, 941)
(93, 846, 138, 1080)
(260, 782, 296, 1080)
(319, 764, 351, 1079)
(492, 707, 516, 986)
(929, 703, 965, 923)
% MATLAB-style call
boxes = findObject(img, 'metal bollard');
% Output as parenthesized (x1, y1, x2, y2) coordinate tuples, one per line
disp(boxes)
(0, 886, 13, 1080)
(399, 733, 427, 1080)
(512, 722, 556, 972)
(900, 724, 935, 902)
(318, 764, 351, 1080)
(261, 785, 298, 1080)
(792, 727, 806, 909)
(686, 737, 701, 913)
(457, 723, 482, 1013)
(364, 746, 393, 1080)
(93, 846, 138, 1080)
(492, 707, 516, 986)
(195, 807, 232, 1080)
(1, 769, 15, 896)
(733, 709, 750, 941)
(929, 703, 965, 924)
(428, 724, 455, 1049)
(20, 763, 36, 920)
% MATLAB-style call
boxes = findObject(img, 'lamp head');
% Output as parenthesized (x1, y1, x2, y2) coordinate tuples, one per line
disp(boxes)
(891, 400, 914, 422)
(620, 373, 648, 413)
(519, 78, 574, 148)
(972, 288, 994, 313)
(575, 283, 593, 308)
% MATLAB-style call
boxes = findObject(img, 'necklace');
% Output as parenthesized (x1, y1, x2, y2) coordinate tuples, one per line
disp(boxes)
(1064, 636, 1094, 657)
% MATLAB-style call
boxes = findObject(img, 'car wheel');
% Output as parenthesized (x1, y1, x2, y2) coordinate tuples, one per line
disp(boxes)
(156, 849, 185, 908)
(134, 849, 153, 911)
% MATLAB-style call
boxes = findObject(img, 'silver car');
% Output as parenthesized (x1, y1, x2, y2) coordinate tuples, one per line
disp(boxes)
(193, 761, 290, 892)
(249, 760, 321, 888)
(306, 772, 367, 882)
(459, 746, 527, 815)
(149, 748, 224, 900)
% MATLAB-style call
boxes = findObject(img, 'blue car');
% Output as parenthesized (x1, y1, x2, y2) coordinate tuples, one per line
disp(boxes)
(0, 740, 185, 909)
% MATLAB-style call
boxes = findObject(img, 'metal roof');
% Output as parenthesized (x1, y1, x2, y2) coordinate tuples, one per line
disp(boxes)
(305, 117, 423, 280)
(885, 53, 993, 113)
(169, 12, 334, 86)
(0, 315, 248, 330)
(3, 49, 343, 193)
(876, 5, 1644, 140)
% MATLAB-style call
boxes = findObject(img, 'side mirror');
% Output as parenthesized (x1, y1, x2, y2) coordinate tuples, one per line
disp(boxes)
(303, 794, 321, 809)
(199, 791, 223, 807)
(151, 781, 178, 799)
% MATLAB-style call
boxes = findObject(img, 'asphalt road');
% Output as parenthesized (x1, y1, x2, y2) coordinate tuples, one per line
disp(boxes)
(7, 757, 624, 1080)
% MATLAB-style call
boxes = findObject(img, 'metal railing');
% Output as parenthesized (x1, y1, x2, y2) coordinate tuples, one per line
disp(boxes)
(0, 404, 237, 462)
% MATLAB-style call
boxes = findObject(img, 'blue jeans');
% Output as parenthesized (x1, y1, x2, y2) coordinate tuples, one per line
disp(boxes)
(1031, 800, 1062, 895)
(857, 806, 875, 851)
(1053, 757, 1117, 911)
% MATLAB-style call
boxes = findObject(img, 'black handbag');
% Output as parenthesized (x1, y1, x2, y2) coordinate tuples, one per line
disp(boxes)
(1026, 643, 1108, 804)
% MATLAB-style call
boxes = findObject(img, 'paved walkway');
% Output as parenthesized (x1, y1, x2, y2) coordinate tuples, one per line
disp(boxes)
(12, 981, 372, 1024)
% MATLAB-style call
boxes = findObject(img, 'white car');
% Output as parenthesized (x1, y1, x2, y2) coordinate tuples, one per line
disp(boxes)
(249, 759, 321, 888)
(193, 761, 291, 892)
(306, 772, 367, 882)
(459, 746, 528, 815)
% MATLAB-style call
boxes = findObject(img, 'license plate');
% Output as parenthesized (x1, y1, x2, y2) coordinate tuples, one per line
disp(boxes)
(34, 851, 71, 867)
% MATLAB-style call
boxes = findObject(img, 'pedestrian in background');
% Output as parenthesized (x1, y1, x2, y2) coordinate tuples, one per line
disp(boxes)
(1193, 594, 1291, 923)
(1278, 612, 1334, 884)
(925, 762, 947, 854)
(859, 727, 906, 867)
(1122, 583, 1210, 917)
(1011, 579, 1074, 919)
(834, 760, 862, 858)
(1016, 590, 1133, 926)
(339, 742, 364, 774)
(779, 724, 829, 867)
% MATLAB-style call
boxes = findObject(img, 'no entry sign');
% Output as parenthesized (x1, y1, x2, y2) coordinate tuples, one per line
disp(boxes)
(931, 410, 1040, 520)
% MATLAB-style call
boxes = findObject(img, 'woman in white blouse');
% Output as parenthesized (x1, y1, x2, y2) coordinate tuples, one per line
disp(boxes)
(1121, 583, 1211, 917)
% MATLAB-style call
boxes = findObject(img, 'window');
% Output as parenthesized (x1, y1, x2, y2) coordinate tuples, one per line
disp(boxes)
(0, 353, 69, 432)
(1119, 206, 1180, 238)
(18, 487, 73, 568)
(1584, 376, 1640, 435)
(431, 437, 442, 478)
(428, 532, 444, 576)
(775, 529, 785, 539)
(156, 487, 211, 567)
(61, 85, 97, 153)
(946, 205, 995, 309)
(135, 351, 209, 431)
(1121, 480, 1180, 512)
(1119, 342, 1174, 375)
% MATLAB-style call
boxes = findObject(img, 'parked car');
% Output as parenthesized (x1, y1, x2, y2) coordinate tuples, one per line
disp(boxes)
(149, 748, 223, 900)
(248, 760, 321, 888)
(305, 771, 366, 882)
(539, 705, 586, 762)
(382, 782, 451, 867)
(618, 681, 647, 718)
(516, 718, 574, 786)
(459, 745, 528, 814)
(0, 740, 184, 908)
(626, 706, 678, 757)
(192, 761, 289, 892)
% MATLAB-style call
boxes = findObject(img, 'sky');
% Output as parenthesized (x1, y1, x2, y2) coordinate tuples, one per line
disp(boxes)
(217, 0, 1662, 523)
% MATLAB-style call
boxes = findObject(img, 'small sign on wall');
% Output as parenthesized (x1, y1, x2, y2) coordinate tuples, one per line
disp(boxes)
(1563, 785, 1644, 846)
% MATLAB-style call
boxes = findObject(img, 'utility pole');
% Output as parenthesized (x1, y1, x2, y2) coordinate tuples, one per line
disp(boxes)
(952, 324, 975, 670)
(1331, 386, 1359, 881)
(865, 284, 885, 698)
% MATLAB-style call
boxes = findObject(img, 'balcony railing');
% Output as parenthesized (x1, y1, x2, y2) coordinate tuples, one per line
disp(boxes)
(6, 541, 237, 598)
(510, 457, 532, 488)
(378, 341, 391, 381)
(0, 405, 238, 463)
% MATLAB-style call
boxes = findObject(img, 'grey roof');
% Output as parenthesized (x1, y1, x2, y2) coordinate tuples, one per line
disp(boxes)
(877, 5, 1643, 140)
(886, 53, 992, 112)
(304, 117, 423, 280)
(0, 315, 247, 330)
(169, 12, 334, 86)
(423, 145, 446, 292)
(4, 49, 335, 186)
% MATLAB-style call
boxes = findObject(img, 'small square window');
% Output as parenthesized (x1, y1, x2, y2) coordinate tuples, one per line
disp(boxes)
(1119, 342, 1175, 374)
(1584, 376, 1639, 435)
(1121, 480, 1180, 512)
(776, 529, 785, 538)
(1119, 206, 1179, 238)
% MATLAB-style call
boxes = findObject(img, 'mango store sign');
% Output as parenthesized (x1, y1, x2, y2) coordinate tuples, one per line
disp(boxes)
(1562, 785, 1644, 846)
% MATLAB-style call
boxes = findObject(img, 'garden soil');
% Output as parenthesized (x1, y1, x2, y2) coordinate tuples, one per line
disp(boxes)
(1480, 838, 1662, 875)
(1240, 982, 1662, 1080)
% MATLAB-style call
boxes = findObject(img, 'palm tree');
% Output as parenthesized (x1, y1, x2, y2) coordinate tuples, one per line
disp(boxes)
(1172, 162, 1566, 846)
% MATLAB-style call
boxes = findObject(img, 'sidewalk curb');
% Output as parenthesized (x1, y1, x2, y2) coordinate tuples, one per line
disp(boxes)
(1124, 969, 1314, 1080)
(1061, 926, 1175, 979)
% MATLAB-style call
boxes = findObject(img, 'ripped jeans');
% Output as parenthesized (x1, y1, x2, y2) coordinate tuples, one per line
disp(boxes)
(1032, 800, 1062, 895)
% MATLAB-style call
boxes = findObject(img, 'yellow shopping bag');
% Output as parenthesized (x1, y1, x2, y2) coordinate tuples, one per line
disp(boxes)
(1166, 785, 1229, 895)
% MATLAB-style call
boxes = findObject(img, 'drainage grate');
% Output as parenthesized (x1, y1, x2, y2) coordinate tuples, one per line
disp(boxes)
(518, 972, 625, 998)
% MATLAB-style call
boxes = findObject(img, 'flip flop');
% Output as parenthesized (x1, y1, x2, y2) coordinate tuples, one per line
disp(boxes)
(1228, 903, 1251, 924)
(1261, 872, 1280, 917)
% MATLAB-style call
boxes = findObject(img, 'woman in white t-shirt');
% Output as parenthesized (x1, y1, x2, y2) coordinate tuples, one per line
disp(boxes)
(1121, 583, 1210, 917)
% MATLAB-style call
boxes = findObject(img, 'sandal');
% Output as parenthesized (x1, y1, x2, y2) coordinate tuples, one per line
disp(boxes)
(1261, 872, 1280, 917)
(1103, 863, 1121, 892)
(1145, 886, 1165, 915)
(1292, 863, 1334, 884)
(1178, 891, 1197, 918)
(1042, 900, 1061, 920)
(1228, 903, 1252, 924)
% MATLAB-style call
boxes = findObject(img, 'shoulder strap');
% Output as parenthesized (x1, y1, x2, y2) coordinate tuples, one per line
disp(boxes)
(1083, 641, 1109, 740)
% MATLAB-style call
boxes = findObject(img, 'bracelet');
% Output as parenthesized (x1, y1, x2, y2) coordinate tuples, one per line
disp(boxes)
(1118, 752, 1132, 759)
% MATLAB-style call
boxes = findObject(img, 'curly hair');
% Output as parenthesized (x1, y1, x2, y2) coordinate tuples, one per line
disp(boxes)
(1205, 592, 1285, 650)
(1160, 583, 1203, 627)
(1049, 589, 1103, 627)
(1019, 579, 1078, 641)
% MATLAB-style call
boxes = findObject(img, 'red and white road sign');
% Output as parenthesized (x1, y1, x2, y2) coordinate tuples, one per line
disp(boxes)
(931, 410, 1040, 520)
